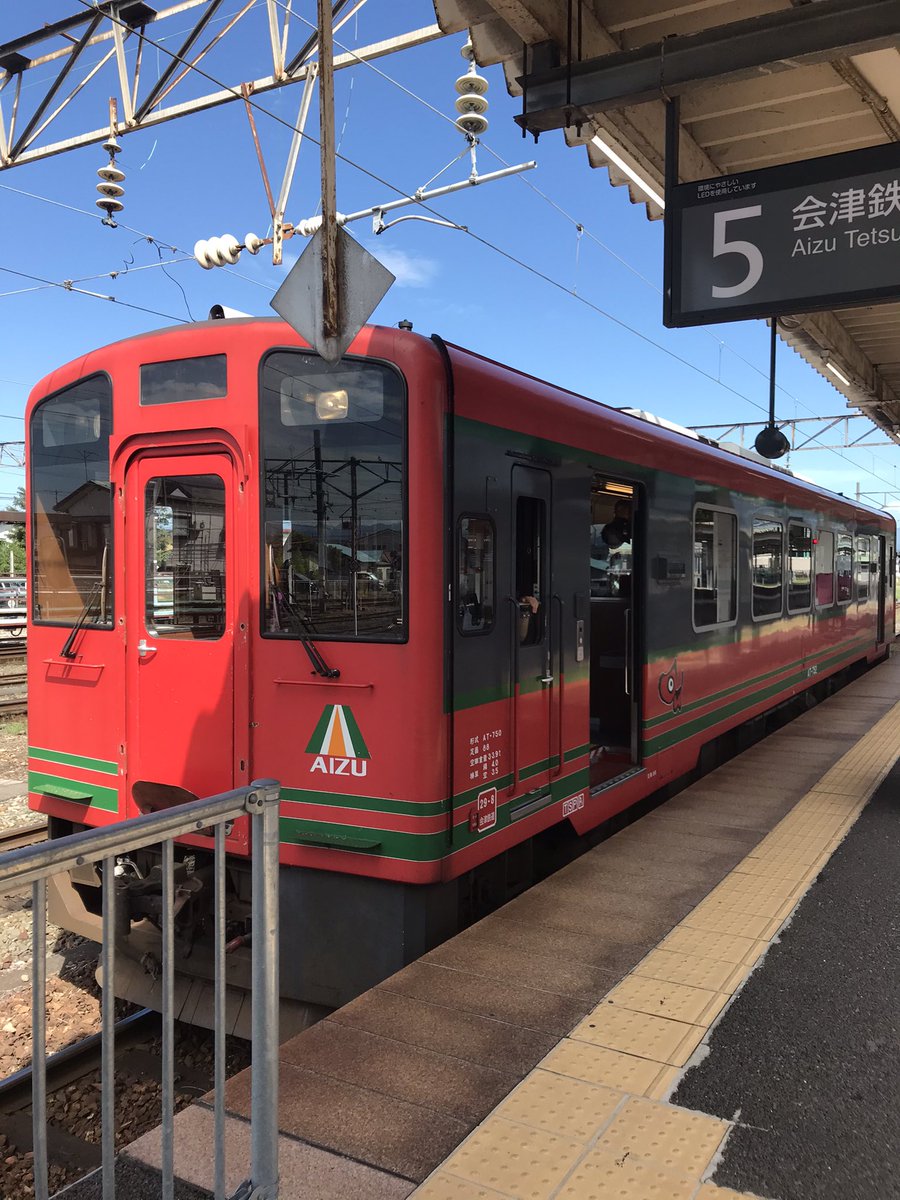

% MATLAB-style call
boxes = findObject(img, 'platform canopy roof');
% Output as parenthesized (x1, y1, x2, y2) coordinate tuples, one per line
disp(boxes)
(431, 0, 900, 442)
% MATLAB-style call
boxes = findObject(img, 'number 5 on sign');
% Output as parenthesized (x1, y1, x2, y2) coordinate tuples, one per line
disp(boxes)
(712, 206, 763, 298)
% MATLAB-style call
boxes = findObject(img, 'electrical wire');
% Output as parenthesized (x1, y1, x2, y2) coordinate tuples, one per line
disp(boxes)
(272, 0, 900, 487)
(63, 0, 900, 497)
(0, 264, 187, 323)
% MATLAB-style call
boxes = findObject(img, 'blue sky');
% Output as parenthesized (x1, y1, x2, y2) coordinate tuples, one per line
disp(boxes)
(2, 0, 900, 510)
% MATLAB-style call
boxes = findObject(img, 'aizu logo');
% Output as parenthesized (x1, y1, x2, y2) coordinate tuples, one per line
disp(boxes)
(306, 704, 370, 777)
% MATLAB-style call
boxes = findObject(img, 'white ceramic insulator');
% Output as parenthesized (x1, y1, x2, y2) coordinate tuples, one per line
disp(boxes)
(215, 234, 241, 265)
(455, 93, 488, 117)
(194, 235, 241, 269)
(455, 113, 489, 136)
(294, 213, 347, 237)
(455, 73, 488, 96)
(295, 215, 323, 237)
(244, 232, 265, 255)
(96, 197, 124, 213)
(97, 181, 125, 199)
(98, 164, 126, 183)
(194, 238, 213, 269)
(460, 40, 474, 61)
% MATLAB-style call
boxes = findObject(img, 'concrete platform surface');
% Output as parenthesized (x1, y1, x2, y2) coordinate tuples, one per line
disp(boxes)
(115, 652, 900, 1200)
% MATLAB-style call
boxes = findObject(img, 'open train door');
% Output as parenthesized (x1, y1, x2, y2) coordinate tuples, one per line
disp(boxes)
(877, 534, 887, 644)
(123, 450, 243, 844)
(588, 476, 642, 789)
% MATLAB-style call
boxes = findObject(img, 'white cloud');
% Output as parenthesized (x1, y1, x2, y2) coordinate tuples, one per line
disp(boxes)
(368, 246, 439, 288)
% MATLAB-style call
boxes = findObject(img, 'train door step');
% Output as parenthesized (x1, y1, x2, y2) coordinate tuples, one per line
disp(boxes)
(510, 790, 554, 822)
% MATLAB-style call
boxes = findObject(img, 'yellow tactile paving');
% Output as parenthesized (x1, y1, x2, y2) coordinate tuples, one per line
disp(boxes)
(539, 1039, 679, 1099)
(631, 948, 747, 994)
(605, 975, 729, 1027)
(597, 1096, 729, 1177)
(555, 1147, 698, 1200)
(657, 926, 767, 968)
(409, 694, 900, 1200)
(411, 1175, 512, 1199)
(494, 1070, 623, 1142)
(687, 891, 793, 921)
(441, 1117, 583, 1200)
(570, 1004, 706, 1067)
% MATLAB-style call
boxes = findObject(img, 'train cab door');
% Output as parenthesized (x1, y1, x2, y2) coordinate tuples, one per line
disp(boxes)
(123, 451, 240, 830)
(876, 534, 887, 644)
(509, 466, 554, 801)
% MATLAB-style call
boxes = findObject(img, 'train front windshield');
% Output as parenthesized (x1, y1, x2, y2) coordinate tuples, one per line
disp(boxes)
(260, 351, 406, 642)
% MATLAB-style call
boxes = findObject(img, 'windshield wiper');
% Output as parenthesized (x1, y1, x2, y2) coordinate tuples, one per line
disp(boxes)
(298, 625, 341, 679)
(59, 583, 102, 660)
(272, 589, 340, 679)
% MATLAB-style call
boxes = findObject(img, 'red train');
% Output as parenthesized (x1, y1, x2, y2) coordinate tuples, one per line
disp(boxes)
(27, 318, 895, 1015)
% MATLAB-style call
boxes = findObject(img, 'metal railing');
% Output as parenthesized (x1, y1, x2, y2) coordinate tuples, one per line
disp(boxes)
(0, 779, 281, 1200)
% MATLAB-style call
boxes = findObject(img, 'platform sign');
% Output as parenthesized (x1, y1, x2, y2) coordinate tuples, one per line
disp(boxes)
(665, 141, 900, 327)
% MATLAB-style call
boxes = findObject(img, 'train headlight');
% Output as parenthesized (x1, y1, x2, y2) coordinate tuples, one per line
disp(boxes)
(315, 390, 349, 421)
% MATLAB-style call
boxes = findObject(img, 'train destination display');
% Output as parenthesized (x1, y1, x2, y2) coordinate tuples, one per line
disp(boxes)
(665, 141, 900, 327)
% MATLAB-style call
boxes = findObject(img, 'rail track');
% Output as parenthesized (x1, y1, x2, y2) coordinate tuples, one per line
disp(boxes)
(0, 641, 26, 660)
(0, 1003, 249, 1189)
(0, 697, 26, 717)
(0, 822, 46, 852)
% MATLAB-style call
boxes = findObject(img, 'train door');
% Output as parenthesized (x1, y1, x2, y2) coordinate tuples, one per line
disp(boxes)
(589, 477, 641, 788)
(876, 534, 887, 644)
(124, 452, 237, 818)
(510, 466, 553, 799)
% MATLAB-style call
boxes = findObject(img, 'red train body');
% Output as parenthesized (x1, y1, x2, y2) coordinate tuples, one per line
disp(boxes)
(27, 319, 895, 1012)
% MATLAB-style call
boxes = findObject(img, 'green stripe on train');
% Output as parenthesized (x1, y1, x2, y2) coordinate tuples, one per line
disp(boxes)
(643, 633, 868, 731)
(28, 746, 118, 776)
(643, 640, 867, 756)
(280, 786, 447, 818)
(28, 770, 118, 813)
(281, 767, 591, 861)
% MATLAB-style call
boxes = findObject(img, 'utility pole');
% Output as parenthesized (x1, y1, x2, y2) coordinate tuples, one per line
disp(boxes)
(317, 0, 341, 350)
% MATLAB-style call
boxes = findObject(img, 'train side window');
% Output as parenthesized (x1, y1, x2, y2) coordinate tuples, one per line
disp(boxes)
(815, 530, 835, 606)
(457, 516, 495, 634)
(145, 475, 226, 639)
(30, 374, 113, 627)
(787, 523, 812, 613)
(693, 507, 737, 629)
(751, 519, 783, 620)
(856, 536, 870, 601)
(836, 533, 853, 604)
(516, 496, 545, 645)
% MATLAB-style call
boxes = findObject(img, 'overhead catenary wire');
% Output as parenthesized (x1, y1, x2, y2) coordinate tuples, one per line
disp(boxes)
(53, 0, 900, 498)
(0, 264, 187, 323)
(270, 0, 900, 487)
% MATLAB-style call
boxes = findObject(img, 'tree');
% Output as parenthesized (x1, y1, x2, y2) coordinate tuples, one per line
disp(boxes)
(6, 486, 26, 575)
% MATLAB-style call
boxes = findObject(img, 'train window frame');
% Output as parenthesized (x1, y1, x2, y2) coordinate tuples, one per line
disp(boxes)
(456, 513, 496, 637)
(750, 515, 784, 623)
(786, 521, 813, 615)
(814, 528, 835, 608)
(140, 354, 227, 406)
(691, 503, 739, 633)
(856, 535, 870, 602)
(29, 371, 114, 631)
(257, 346, 409, 646)
(835, 531, 854, 605)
